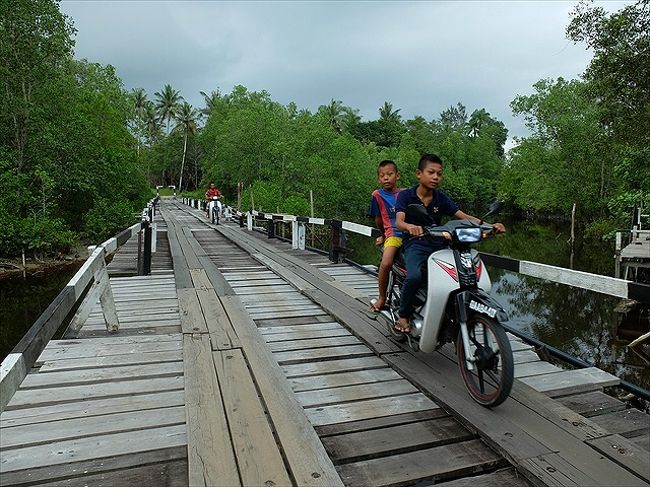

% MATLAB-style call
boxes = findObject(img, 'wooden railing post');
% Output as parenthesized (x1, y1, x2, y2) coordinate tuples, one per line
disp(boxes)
(329, 222, 346, 263)
(142, 219, 152, 275)
(267, 218, 276, 239)
(247, 212, 253, 231)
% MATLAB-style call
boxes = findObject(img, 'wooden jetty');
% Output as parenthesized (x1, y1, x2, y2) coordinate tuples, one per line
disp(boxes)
(1, 199, 648, 486)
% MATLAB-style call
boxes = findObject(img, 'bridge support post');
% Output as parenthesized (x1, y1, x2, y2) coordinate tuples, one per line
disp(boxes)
(239, 213, 245, 228)
(247, 212, 253, 231)
(328, 223, 346, 263)
(142, 219, 152, 275)
(292, 221, 306, 250)
(151, 222, 157, 253)
(267, 218, 275, 239)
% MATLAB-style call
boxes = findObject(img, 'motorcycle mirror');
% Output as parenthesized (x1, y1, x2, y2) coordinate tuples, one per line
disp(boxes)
(481, 200, 503, 220)
(406, 204, 431, 225)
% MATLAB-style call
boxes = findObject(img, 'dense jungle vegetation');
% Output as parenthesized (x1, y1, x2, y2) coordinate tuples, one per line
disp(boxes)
(1, 0, 647, 257)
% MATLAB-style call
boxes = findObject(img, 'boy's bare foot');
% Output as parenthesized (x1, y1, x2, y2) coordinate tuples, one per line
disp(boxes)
(393, 318, 411, 333)
(370, 298, 386, 312)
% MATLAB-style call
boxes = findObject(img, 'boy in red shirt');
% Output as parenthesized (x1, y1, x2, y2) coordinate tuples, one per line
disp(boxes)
(369, 160, 403, 312)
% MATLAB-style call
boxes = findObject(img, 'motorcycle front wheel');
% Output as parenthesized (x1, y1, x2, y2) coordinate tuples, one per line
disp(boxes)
(457, 315, 513, 407)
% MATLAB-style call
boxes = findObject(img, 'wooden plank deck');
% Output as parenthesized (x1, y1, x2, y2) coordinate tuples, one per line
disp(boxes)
(2, 199, 648, 487)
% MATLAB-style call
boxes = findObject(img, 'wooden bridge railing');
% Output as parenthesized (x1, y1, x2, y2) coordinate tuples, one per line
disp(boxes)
(0, 198, 158, 412)
(180, 197, 650, 305)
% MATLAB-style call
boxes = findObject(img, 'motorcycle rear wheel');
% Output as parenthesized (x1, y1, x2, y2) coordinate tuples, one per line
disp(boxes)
(385, 279, 406, 343)
(457, 315, 513, 407)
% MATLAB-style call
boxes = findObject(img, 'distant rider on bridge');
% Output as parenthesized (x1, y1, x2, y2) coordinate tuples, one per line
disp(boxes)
(204, 183, 221, 217)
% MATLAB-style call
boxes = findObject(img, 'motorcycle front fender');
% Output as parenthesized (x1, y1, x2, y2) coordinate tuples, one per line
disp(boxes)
(461, 289, 508, 322)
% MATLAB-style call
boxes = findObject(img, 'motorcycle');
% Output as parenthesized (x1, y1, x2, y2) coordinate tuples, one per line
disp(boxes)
(207, 195, 223, 225)
(372, 202, 514, 407)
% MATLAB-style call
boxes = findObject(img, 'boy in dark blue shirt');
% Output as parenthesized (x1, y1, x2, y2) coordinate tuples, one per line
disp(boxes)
(394, 154, 505, 333)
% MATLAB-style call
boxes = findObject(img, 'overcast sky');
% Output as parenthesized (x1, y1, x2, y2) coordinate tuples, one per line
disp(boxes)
(60, 1, 629, 146)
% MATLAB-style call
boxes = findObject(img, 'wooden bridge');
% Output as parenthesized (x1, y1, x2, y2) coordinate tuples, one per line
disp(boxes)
(1, 199, 649, 486)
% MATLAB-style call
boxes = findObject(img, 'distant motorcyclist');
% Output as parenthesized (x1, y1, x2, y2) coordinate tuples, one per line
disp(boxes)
(204, 183, 221, 217)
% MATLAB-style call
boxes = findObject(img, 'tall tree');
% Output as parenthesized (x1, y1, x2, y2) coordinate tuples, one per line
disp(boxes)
(440, 102, 468, 131)
(0, 0, 75, 172)
(199, 89, 222, 117)
(154, 84, 182, 135)
(174, 102, 199, 191)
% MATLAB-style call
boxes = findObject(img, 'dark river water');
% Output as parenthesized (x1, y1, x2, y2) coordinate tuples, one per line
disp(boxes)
(1, 219, 648, 394)
(346, 217, 650, 392)
(0, 263, 82, 361)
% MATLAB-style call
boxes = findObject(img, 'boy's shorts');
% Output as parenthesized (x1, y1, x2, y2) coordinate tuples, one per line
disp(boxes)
(384, 236, 402, 248)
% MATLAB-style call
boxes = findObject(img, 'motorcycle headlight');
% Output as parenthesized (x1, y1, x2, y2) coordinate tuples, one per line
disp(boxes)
(455, 227, 481, 243)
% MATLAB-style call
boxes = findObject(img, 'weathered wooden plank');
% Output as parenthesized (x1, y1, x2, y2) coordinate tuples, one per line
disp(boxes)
(220, 295, 343, 486)
(165, 220, 193, 289)
(588, 408, 650, 438)
(0, 390, 184, 427)
(47, 334, 181, 347)
(513, 360, 563, 378)
(289, 369, 404, 392)
(0, 423, 186, 473)
(296, 379, 418, 407)
(555, 391, 627, 417)
(434, 467, 530, 487)
(586, 434, 650, 482)
(0, 446, 187, 487)
(190, 268, 213, 289)
(36, 459, 188, 487)
(232, 284, 296, 295)
(520, 367, 620, 396)
(195, 288, 241, 350)
(229, 278, 288, 287)
(315, 409, 448, 437)
(182, 333, 240, 487)
(304, 393, 438, 426)
(322, 417, 472, 462)
(336, 439, 504, 487)
(40, 350, 182, 373)
(38, 340, 181, 361)
(259, 322, 342, 335)
(264, 328, 352, 342)
(273, 344, 374, 365)
(7, 376, 184, 409)
(21, 361, 183, 388)
(249, 308, 329, 320)
(1, 405, 186, 449)
(177, 288, 208, 334)
(267, 336, 361, 352)
(281, 356, 387, 378)
(213, 350, 291, 486)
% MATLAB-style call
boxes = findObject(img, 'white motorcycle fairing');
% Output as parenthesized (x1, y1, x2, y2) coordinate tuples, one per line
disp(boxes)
(418, 248, 491, 353)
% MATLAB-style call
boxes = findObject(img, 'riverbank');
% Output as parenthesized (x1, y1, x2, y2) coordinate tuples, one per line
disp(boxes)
(0, 245, 88, 281)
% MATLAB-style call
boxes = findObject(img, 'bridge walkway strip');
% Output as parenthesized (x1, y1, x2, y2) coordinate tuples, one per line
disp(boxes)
(162, 203, 342, 487)
(166, 202, 523, 487)
(170, 202, 648, 487)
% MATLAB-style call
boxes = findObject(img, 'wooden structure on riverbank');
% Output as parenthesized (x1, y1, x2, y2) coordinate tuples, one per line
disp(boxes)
(1, 199, 649, 486)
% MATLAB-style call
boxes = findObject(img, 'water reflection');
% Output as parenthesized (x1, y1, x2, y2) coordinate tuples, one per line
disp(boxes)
(346, 218, 649, 391)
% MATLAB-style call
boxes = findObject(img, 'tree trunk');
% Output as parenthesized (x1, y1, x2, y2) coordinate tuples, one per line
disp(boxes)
(178, 131, 188, 192)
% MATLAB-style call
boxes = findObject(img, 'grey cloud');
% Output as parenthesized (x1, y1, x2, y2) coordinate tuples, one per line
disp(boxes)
(60, 0, 629, 140)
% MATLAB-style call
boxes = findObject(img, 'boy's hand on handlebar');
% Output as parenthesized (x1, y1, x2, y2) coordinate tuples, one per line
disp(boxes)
(493, 223, 506, 234)
(375, 235, 385, 246)
(407, 224, 424, 237)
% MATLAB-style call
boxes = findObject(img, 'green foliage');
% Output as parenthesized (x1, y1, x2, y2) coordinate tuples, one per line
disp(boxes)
(83, 198, 140, 241)
(0, 0, 150, 256)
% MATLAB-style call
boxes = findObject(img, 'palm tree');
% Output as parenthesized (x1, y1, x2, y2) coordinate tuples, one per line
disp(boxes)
(199, 89, 221, 117)
(379, 101, 401, 124)
(341, 107, 361, 132)
(174, 102, 199, 191)
(143, 101, 162, 146)
(154, 84, 183, 134)
(133, 88, 148, 120)
(319, 99, 345, 133)
(468, 108, 491, 137)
